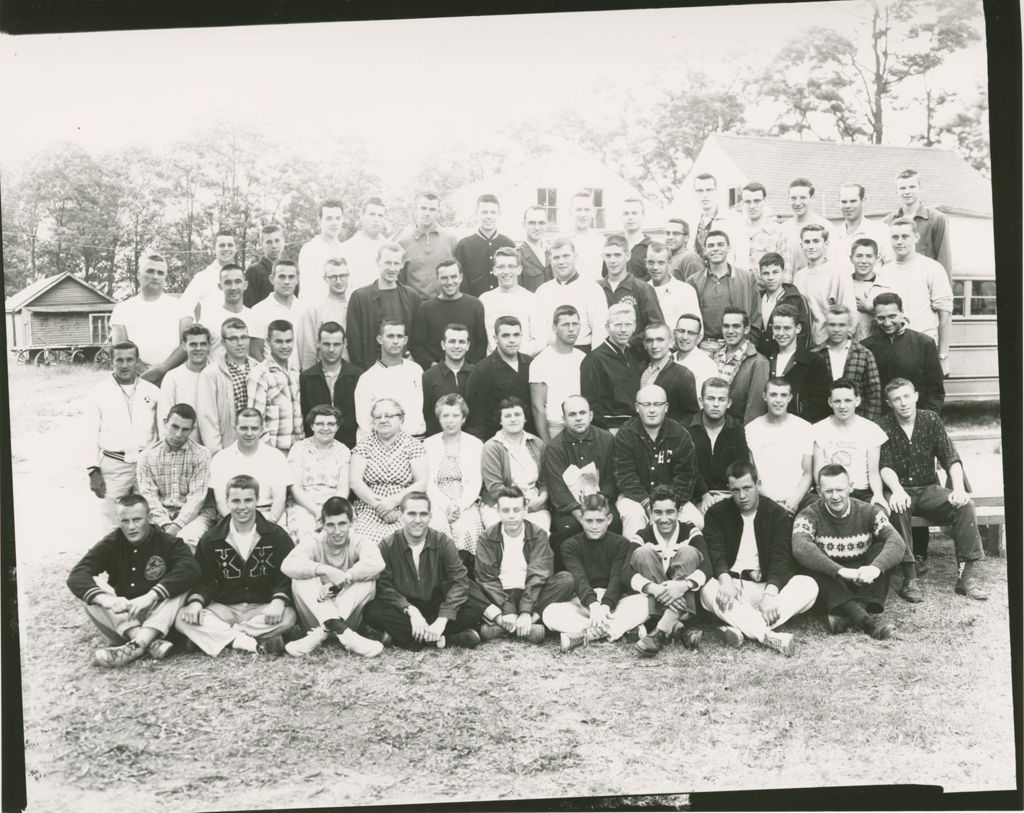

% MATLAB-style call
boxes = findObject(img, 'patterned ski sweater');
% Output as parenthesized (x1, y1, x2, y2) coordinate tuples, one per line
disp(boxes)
(791, 498, 904, 576)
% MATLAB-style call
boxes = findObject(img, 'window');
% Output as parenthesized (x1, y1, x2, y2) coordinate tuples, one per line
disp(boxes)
(952, 280, 965, 316)
(952, 279, 997, 319)
(537, 188, 558, 227)
(91, 313, 111, 344)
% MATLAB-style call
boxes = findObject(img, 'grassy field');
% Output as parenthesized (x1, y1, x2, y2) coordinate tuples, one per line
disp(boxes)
(5, 362, 1017, 812)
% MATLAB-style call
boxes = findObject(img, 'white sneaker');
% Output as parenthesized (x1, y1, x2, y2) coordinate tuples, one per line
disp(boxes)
(285, 628, 328, 657)
(714, 625, 745, 649)
(338, 628, 384, 658)
(762, 631, 795, 657)
(231, 633, 258, 653)
(559, 627, 603, 653)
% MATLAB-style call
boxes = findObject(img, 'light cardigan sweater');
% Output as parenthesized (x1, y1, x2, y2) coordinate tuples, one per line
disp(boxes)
(423, 431, 485, 511)
(280, 532, 385, 582)
(480, 432, 547, 507)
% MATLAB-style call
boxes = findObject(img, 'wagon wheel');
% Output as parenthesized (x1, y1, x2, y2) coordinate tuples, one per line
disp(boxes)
(92, 348, 112, 369)
(67, 349, 86, 365)
(33, 349, 59, 366)
(16, 349, 32, 364)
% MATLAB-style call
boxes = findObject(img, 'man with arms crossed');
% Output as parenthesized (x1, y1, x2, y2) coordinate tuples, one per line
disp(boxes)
(530, 306, 586, 442)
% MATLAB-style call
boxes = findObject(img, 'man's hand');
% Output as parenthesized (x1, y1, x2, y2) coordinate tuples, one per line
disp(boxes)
(661, 580, 693, 606)
(870, 494, 890, 513)
(408, 607, 430, 641)
(125, 592, 159, 620)
(527, 494, 547, 513)
(514, 612, 533, 638)
(321, 565, 350, 588)
(699, 492, 720, 513)
(181, 601, 203, 625)
(378, 494, 401, 515)
(88, 470, 107, 499)
(446, 504, 461, 524)
(716, 576, 738, 612)
(857, 565, 881, 584)
(948, 488, 970, 508)
(588, 602, 610, 633)
(263, 598, 285, 626)
(425, 617, 447, 642)
(381, 508, 401, 524)
(645, 582, 671, 606)
(837, 567, 860, 582)
(778, 496, 800, 516)
(163, 522, 182, 537)
(498, 613, 518, 633)
(888, 489, 912, 514)
(940, 356, 951, 378)
(855, 290, 876, 313)
(759, 591, 780, 625)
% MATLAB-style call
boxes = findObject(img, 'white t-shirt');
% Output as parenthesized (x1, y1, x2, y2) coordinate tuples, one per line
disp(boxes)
(569, 231, 606, 283)
(649, 278, 702, 338)
(227, 522, 258, 561)
(745, 414, 813, 502)
(675, 350, 717, 399)
(499, 530, 528, 590)
(210, 441, 293, 511)
(158, 364, 204, 440)
(249, 296, 307, 366)
(298, 236, 346, 304)
(179, 261, 223, 318)
(479, 287, 541, 355)
(109, 294, 187, 367)
(339, 231, 387, 293)
(528, 346, 586, 422)
(732, 513, 760, 573)
(811, 415, 888, 491)
(196, 300, 253, 362)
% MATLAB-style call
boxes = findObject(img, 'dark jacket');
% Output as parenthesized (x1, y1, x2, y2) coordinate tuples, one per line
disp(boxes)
(560, 531, 637, 609)
(623, 521, 712, 587)
(613, 416, 698, 506)
(596, 274, 664, 335)
(755, 283, 812, 354)
(299, 360, 364, 449)
(542, 424, 618, 515)
(654, 361, 700, 425)
(422, 362, 474, 436)
(455, 231, 517, 297)
(243, 257, 274, 308)
(67, 526, 200, 604)
(474, 522, 556, 615)
(345, 280, 422, 370)
(861, 327, 945, 413)
(580, 340, 647, 430)
(724, 342, 770, 423)
(465, 350, 534, 440)
(814, 342, 882, 422)
(766, 347, 831, 423)
(701, 496, 796, 590)
(408, 294, 488, 368)
(517, 242, 552, 292)
(685, 414, 750, 499)
(375, 528, 469, 620)
(188, 514, 294, 608)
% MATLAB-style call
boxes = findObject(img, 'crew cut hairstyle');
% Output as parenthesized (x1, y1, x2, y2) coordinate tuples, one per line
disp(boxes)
(840, 182, 866, 200)
(261, 223, 283, 236)
(116, 493, 151, 512)
(493, 314, 522, 334)
(167, 403, 198, 424)
(552, 304, 579, 324)
(829, 377, 860, 397)
(705, 229, 730, 246)
(693, 172, 717, 187)
(272, 258, 298, 273)
(267, 319, 294, 338)
(580, 493, 611, 515)
(701, 376, 731, 397)
(318, 320, 346, 340)
(817, 463, 850, 482)
(763, 376, 792, 395)
(321, 496, 354, 521)
(400, 491, 431, 511)
(604, 233, 628, 250)
(759, 252, 786, 271)
(477, 194, 500, 207)
(725, 460, 759, 482)
(850, 237, 879, 256)
(362, 196, 386, 212)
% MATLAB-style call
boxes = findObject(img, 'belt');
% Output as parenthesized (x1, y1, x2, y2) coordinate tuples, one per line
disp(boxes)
(102, 450, 127, 462)
(728, 569, 763, 583)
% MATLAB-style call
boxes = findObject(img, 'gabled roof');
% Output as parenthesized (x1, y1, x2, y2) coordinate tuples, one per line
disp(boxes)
(701, 134, 992, 219)
(5, 272, 117, 312)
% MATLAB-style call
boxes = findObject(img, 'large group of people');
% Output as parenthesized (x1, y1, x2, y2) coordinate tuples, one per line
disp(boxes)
(70, 169, 987, 669)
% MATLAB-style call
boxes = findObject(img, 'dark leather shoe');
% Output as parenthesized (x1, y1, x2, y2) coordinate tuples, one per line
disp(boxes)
(827, 613, 850, 634)
(635, 629, 669, 657)
(862, 616, 896, 640)
(955, 577, 989, 601)
(899, 578, 924, 603)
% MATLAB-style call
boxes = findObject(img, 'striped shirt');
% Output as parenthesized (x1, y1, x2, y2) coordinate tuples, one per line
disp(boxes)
(136, 437, 212, 528)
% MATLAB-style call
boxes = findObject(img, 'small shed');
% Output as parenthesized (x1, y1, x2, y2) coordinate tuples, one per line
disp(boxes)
(5, 272, 117, 353)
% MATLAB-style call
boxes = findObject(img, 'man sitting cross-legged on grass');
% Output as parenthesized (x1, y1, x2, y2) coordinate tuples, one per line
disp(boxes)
(626, 485, 710, 657)
(474, 486, 576, 644)
(792, 464, 905, 640)
(174, 475, 297, 657)
(363, 492, 485, 650)
(699, 462, 818, 657)
(542, 494, 649, 653)
(67, 494, 201, 668)
(280, 497, 386, 658)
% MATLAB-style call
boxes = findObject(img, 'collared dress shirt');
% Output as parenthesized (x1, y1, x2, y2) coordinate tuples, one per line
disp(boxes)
(247, 357, 304, 451)
(136, 437, 212, 527)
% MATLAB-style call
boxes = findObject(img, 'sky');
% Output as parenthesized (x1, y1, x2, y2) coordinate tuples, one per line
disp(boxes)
(0, 1, 990, 185)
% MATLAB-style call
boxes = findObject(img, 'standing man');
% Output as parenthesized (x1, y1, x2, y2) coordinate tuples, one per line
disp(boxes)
(409, 258, 488, 368)
(686, 230, 760, 355)
(137, 403, 217, 550)
(196, 264, 254, 363)
(664, 218, 703, 281)
(646, 241, 701, 338)
(699, 462, 818, 655)
(196, 317, 257, 456)
(249, 259, 307, 366)
(779, 178, 832, 279)
(298, 199, 346, 301)
(763, 305, 830, 424)
(597, 234, 663, 334)
(692, 173, 745, 266)
(396, 192, 459, 298)
(299, 321, 362, 449)
(158, 324, 211, 441)
(421, 323, 474, 437)
(580, 304, 647, 431)
(848, 238, 894, 342)
(672, 313, 717, 397)
(180, 230, 238, 320)
(640, 322, 699, 425)
(529, 305, 586, 442)
(517, 205, 553, 292)
(248, 319, 304, 453)
(884, 169, 952, 279)
(566, 191, 604, 282)
(753, 252, 810, 355)
(345, 243, 421, 371)
(884, 217, 954, 377)
(686, 377, 751, 515)
(792, 224, 857, 349)
(244, 224, 286, 308)
(862, 293, 945, 413)
(535, 237, 609, 352)
(354, 318, 426, 438)
(610, 198, 653, 281)
(712, 307, 770, 423)
(745, 378, 815, 515)
(465, 315, 535, 440)
(480, 247, 542, 355)
(740, 182, 782, 273)
(340, 197, 389, 292)
(815, 305, 882, 422)
(455, 194, 516, 297)
(298, 257, 351, 371)
(109, 253, 191, 385)
(832, 183, 893, 266)
(85, 342, 160, 528)
(209, 410, 292, 523)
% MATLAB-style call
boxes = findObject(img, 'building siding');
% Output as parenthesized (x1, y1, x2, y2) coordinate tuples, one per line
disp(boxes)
(30, 312, 93, 345)
(31, 278, 113, 308)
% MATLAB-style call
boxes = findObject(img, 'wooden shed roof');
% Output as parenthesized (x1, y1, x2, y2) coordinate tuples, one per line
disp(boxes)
(5, 272, 117, 312)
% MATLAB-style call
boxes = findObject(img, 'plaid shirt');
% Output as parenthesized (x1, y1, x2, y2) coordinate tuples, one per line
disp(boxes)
(713, 340, 749, 386)
(878, 410, 961, 488)
(226, 359, 251, 414)
(816, 342, 882, 422)
(136, 437, 212, 527)
(248, 357, 303, 452)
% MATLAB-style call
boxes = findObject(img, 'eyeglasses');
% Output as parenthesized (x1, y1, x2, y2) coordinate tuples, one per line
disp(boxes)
(674, 329, 699, 335)
(373, 413, 402, 421)
(637, 402, 668, 409)
(223, 335, 250, 342)
(664, 230, 687, 237)
(325, 274, 349, 281)
(524, 220, 547, 226)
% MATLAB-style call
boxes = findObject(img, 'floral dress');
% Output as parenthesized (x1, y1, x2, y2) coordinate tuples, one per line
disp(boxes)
(285, 438, 351, 543)
(433, 450, 484, 555)
(352, 431, 425, 545)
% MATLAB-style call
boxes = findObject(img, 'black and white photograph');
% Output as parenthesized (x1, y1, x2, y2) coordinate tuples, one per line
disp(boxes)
(0, 2, 1017, 811)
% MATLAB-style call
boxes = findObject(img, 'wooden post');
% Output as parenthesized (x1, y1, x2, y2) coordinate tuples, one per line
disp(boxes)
(982, 524, 1004, 558)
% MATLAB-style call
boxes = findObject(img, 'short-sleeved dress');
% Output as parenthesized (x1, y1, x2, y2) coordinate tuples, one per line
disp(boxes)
(286, 438, 351, 543)
(352, 431, 425, 545)
(432, 450, 484, 555)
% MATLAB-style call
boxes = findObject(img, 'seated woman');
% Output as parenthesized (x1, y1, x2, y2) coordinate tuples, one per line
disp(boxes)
(423, 394, 485, 557)
(481, 397, 550, 532)
(349, 397, 429, 546)
(286, 405, 351, 543)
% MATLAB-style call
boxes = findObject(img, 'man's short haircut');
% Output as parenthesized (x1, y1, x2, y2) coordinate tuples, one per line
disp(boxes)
(318, 320, 346, 340)
(800, 223, 829, 240)
(494, 314, 522, 334)
(377, 316, 407, 336)
(649, 484, 680, 508)
(236, 406, 263, 423)
(218, 263, 244, 277)
(442, 322, 470, 340)
(580, 493, 611, 515)
(646, 241, 669, 256)
(561, 395, 591, 415)
(606, 302, 637, 323)
(181, 323, 212, 343)
(226, 474, 260, 498)
(667, 217, 690, 232)
(725, 460, 759, 483)
(435, 257, 461, 276)
(890, 217, 919, 233)
(840, 182, 866, 200)
(477, 194, 500, 208)
(884, 377, 917, 397)
(307, 404, 342, 426)
(896, 169, 919, 181)
(722, 306, 749, 328)
(495, 484, 527, 505)
(622, 196, 645, 212)
(826, 304, 853, 320)
(548, 236, 575, 253)
(694, 172, 717, 188)
(553, 305, 579, 325)
(643, 321, 672, 339)
(434, 392, 469, 419)
(167, 403, 198, 424)
(817, 463, 850, 482)
(571, 190, 594, 204)
(851, 237, 879, 256)
(789, 177, 816, 195)
(604, 233, 628, 250)
(214, 229, 235, 242)
(705, 229, 730, 246)
(676, 312, 703, 331)
(111, 341, 140, 359)
(701, 376, 731, 397)
(221, 317, 248, 337)
(763, 376, 792, 395)
(319, 199, 345, 217)
(324, 257, 348, 269)
(523, 205, 548, 221)
(267, 319, 294, 339)
(492, 247, 520, 267)
(419, 192, 441, 203)
(770, 303, 800, 324)
(362, 196, 386, 213)
(260, 223, 283, 236)
(400, 491, 431, 511)
(272, 258, 298, 275)
(376, 241, 405, 261)
(759, 252, 786, 271)
(141, 252, 167, 269)
(321, 496, 354, 521)
(497, 396, 527, 418)
(829, 377, 860, 397)
(116, 493, 150, 513)
(742, 181, 767, 198)
(872, 292, 904, 311)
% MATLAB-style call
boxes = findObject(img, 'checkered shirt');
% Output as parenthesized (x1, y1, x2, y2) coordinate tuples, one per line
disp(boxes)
(247, 357, 303, 451)
(226, 359, 251, 414)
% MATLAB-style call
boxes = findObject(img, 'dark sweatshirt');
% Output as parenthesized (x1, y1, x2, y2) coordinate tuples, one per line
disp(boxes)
(409, 294, 489, 368)
(560, 530, 637, 609)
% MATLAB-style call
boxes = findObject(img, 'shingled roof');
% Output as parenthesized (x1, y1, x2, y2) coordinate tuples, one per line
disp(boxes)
(703, 134, 992, 219)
